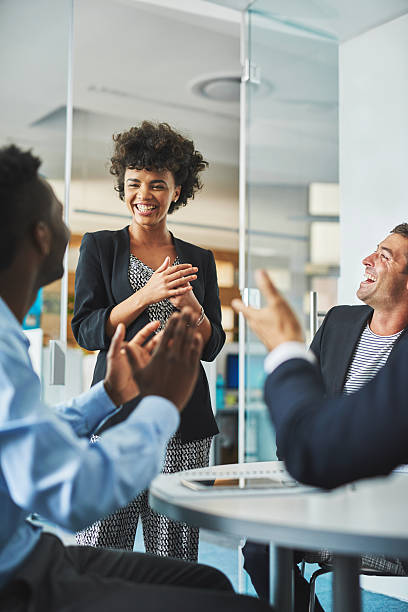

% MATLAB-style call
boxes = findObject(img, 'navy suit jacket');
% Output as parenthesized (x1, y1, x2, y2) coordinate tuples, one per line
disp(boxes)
(71, 227, 225, 441)
(309, 304, 408, 396)
(265, 351, 408, 490)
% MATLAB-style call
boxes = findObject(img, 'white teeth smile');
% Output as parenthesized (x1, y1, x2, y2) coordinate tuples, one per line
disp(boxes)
(136, 204, 155, 212)
(364, 273, 376, 282)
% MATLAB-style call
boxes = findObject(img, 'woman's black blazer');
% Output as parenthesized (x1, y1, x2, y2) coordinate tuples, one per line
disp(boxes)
(71, 226, 225, 441)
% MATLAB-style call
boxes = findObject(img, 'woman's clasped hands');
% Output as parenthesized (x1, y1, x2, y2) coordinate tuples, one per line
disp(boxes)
(139, 256, 198, 305)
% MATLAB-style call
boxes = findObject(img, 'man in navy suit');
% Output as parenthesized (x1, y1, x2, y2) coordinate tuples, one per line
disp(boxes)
(232, 226, 408, 607)
(232, 268, 408, 483)
(311, 224, 408, 405)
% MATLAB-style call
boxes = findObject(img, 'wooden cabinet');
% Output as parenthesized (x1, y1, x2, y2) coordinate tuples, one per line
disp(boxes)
(212, 248, 240, 343)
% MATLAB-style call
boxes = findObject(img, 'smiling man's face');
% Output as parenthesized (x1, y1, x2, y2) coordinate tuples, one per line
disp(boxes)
(356, 233, 408, 308)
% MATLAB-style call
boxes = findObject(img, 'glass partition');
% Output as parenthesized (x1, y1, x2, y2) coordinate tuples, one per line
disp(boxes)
(0, 0, 72, 401)
(242, 3, 339, 463)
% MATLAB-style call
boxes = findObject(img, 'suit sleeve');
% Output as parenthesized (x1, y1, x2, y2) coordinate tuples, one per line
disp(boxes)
(71, 233, 113, 351)
(200, 250, 226, 361)
(265, 356, 408, 489)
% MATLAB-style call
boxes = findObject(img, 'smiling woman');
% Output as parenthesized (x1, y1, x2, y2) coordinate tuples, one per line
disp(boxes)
(125, 168, 177, 225)
(71, 121, 225, 561)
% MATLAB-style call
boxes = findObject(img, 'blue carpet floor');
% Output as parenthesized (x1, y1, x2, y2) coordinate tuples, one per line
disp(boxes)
(134, 525, 408, 611)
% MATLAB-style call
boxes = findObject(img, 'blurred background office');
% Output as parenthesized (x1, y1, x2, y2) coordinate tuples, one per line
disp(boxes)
(1, 0, 408, 607)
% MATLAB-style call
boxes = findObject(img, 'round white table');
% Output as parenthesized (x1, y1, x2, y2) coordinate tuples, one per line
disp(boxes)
(149, 461, 408, 612)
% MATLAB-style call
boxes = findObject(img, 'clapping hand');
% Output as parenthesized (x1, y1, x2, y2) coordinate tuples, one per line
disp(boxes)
(125, 307, 203, 412)
(104, 320, 161, 406)
(231, 270, 303, 351)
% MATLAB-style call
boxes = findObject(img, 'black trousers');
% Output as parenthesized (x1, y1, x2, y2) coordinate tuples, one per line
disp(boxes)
(242, 541, 325, 612)
(0, 533, 274, 612)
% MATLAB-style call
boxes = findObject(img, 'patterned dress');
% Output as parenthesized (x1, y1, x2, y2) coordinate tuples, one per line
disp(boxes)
(76, 255, 212, 561)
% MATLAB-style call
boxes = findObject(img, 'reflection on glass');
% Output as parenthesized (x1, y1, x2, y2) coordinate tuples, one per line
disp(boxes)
(309, 182, 339, 216)
(0, 0, 71, 399)
(310, 222, 340, 266)
(244, 3, 339, 462)
(216, 260, 235, 287)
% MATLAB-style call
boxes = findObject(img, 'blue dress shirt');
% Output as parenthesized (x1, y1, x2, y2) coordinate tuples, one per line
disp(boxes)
(0, 297, 179, 587)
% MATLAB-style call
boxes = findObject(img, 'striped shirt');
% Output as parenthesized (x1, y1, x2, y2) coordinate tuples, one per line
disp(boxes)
(343, 324, 404, 395)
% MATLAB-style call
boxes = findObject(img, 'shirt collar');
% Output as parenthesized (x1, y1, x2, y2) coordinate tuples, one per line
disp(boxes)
(0, 297, 30, 348)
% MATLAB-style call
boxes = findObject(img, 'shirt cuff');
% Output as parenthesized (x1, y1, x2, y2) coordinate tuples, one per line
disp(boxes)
(82, 380, 118, 427)
(264, 342, 316, 375)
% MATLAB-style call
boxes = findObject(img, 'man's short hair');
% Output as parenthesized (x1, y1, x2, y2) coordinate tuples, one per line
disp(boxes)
(391, 223, 408, 240)
(0, 145, 47, 271)
(391, 223, 408, 272)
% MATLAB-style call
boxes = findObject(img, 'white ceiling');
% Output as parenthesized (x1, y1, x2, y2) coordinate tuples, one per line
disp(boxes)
(0, 0, 241, 248)
(1, 0, 407, 250)
(208, 0, 408, 41)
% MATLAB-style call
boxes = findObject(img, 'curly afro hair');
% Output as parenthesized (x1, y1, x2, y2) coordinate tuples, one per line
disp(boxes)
(110, 121, 208, 214)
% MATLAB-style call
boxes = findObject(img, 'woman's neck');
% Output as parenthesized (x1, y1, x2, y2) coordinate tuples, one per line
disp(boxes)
(129, 221, 171, 247)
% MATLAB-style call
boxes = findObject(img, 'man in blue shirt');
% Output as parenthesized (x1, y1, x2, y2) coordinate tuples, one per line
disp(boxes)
(0, 145, 271, 612)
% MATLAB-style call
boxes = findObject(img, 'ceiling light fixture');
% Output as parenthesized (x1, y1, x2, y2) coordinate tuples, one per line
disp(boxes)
(196, 76, 241, 102)
(191, 73, 273, 103)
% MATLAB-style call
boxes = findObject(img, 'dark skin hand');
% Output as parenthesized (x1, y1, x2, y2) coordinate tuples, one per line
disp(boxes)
(125, 307, 203, 412)
(104, 319, 161, 406)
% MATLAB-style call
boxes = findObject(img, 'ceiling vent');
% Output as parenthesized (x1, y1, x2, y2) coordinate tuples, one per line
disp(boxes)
(191, 73, 273, 103)
(193, 76, 241, 103)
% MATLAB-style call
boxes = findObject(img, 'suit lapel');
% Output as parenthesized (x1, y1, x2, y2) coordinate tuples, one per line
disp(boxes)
(332, 308, 372, 394)
(112, 226, 135, 303)
(387, 325, 408, 362)
(172, 234, 188, 265)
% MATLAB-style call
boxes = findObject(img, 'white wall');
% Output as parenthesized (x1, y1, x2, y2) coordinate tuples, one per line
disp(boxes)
(338, 14, 408, 602)
(338, 13, 408, 305)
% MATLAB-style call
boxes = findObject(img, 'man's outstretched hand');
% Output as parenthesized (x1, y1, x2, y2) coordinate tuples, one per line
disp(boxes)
(104, 320, 161, 406)
(125, 308, 203, 412)
(231, 269, 303, 351)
